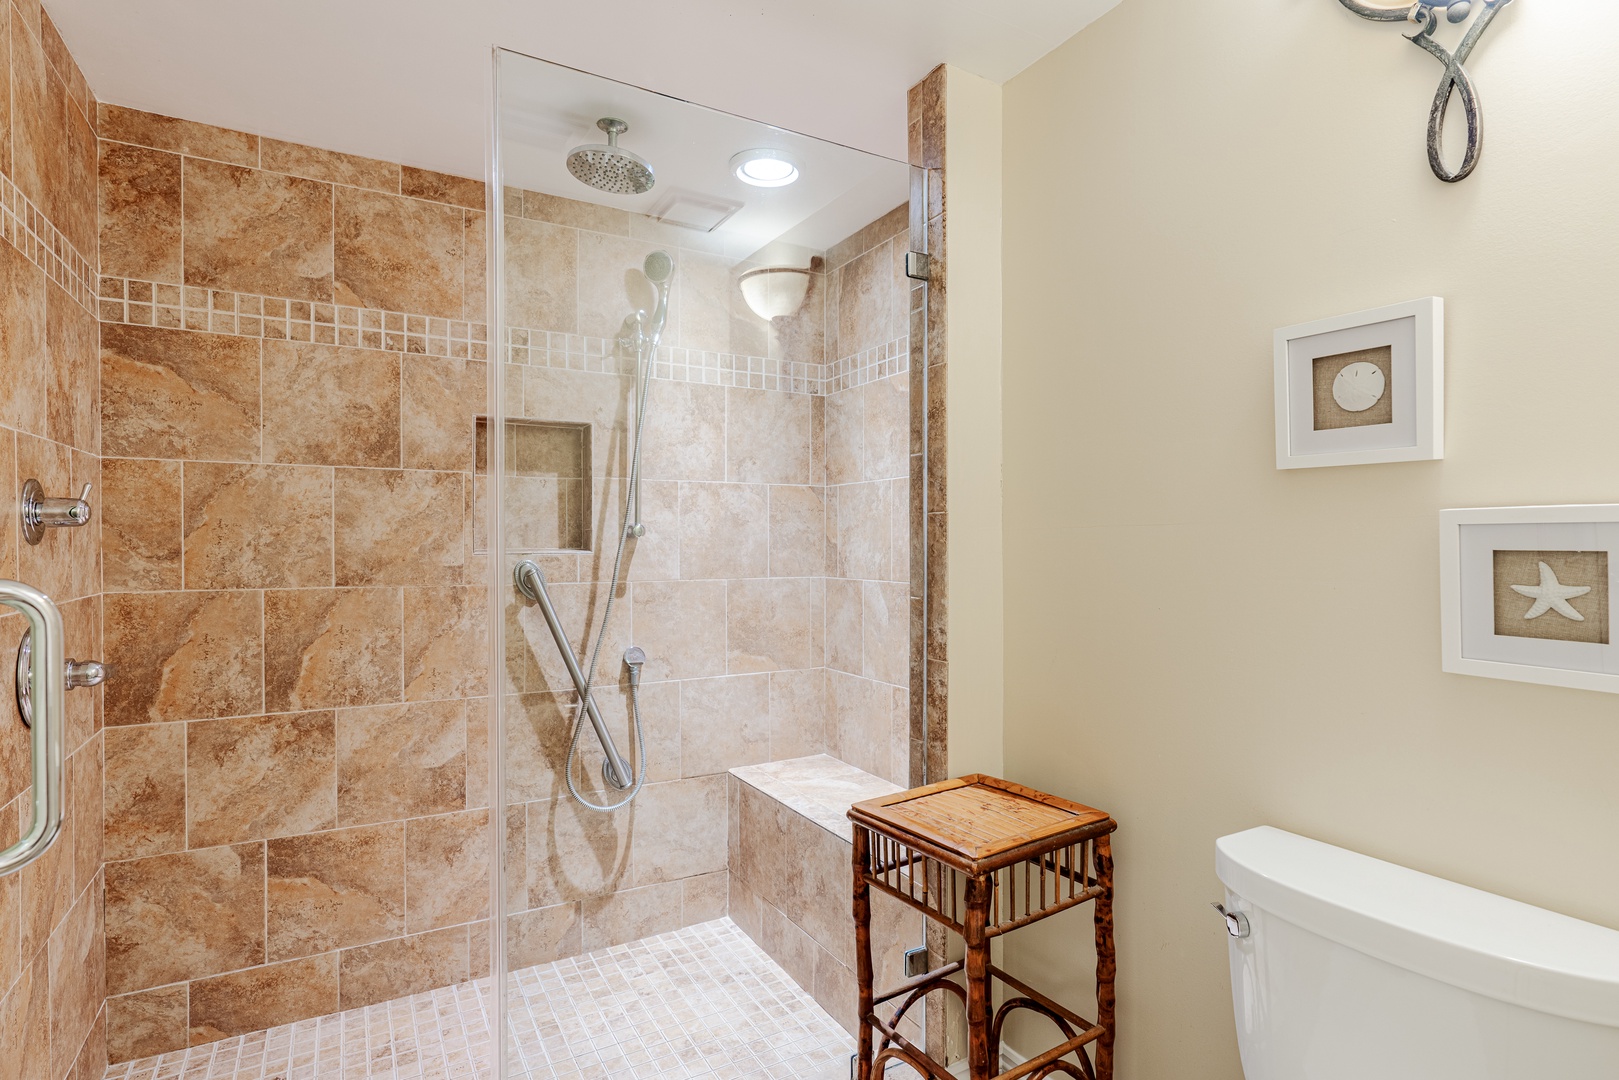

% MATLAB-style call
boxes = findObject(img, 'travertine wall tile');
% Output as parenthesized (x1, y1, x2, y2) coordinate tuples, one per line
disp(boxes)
(105, 843, 266, 995)
(187, 954, 338, 1045)
(333, 469, 464, 586)
(261, 341, 400, 467)
(629, 777, 726, 885)
(504, 903, 580, 970)
(186, 712, 337, 848)
(100, 324, 260, 461)
(677, 482, 766, 580)
(679, 675, 769, 778)
(503, 216, 576, 331)
(629, 579, 727, 682)
(104, 590, 263, 725)
(182, 158, 333, 301)
(402, 356, 484, 472)
(105, 984, 187, 1063)
(335, 701, 466, 826)
(46, 867, 102, 1077)
(523, 796, 630, 908)
(333, 187, 464, 318)
(180, 463, 334, 589)
(98, 142, 181, 282)
(579, 881, 682, 952)
(403, 586, 488, 701)
(404, 809, 490, 933)
(46, 280, 100, 454)
(0, 240, 49, 437)
(402, 166, 484, 211)
(726, 578, 824, 674)
(265, 824, 405, 960)
(98, 104, 259, 166)
(337, 925, 468, 1010)
(102, 724, 184, 861)
(260, 139, 398, 192)
(263, 588, 400, 712)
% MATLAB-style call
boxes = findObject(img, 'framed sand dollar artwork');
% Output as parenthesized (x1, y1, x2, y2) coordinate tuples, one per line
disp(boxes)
(1273, 297, 1443, 469)
(1441, 505, 1619, 694)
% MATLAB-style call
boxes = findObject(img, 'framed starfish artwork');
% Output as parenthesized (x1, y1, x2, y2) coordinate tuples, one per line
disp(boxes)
(1441, 505, 1619, 693)
(1273, 297, 1443, 469)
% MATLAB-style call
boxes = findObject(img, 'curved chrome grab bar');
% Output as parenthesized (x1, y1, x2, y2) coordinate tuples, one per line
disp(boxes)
(0, 581, 64, 876)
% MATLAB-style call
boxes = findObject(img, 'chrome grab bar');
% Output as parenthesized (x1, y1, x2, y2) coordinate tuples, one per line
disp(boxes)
(0, 581, 64, 876)
(513, 560, 633, 789)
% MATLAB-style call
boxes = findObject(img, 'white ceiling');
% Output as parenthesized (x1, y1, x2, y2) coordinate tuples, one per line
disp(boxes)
(498, 52, 914, 256)
(45, 0, 1123, 183)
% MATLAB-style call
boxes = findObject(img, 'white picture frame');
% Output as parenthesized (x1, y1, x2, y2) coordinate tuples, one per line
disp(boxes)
(1273, 297, 1443, 469)
(1440, 504, 1619, 694)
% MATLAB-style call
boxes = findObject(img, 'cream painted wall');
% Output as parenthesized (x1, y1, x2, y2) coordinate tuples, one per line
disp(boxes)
(998, 1, 1619, 1075)
(943, 66, 1007, 780)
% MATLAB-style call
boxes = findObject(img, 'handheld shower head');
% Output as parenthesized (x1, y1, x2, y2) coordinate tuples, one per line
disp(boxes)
(643, 250, 674, 284)
(641, 251, 675, 345)
(567, 118, 655, 195)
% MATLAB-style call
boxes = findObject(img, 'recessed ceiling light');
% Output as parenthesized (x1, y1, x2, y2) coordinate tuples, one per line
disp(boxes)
(730, 148, 799, 188)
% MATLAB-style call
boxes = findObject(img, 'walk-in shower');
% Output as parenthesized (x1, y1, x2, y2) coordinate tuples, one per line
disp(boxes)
(491, 46, 921, 1080)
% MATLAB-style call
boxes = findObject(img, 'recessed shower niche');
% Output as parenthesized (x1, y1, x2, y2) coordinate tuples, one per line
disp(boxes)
(476, 416, 594, 552)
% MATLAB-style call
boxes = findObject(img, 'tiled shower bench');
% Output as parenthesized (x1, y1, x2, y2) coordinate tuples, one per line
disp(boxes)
(728, 756, 925, 1044)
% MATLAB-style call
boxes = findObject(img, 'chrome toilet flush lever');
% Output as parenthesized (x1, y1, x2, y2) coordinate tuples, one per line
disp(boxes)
(20, 480, 92, 545)
(15, 628, 107, 728)
(1212, 902, 1251, 939)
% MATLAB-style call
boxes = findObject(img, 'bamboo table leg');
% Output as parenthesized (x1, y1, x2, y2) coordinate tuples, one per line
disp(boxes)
(964, 874, 993, 1079)
(1093, 836, 1116, 1080)
(853, 826, 876, 1080)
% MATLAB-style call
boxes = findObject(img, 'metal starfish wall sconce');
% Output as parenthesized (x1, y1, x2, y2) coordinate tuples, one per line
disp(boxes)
(1337, 0, 1516, 183)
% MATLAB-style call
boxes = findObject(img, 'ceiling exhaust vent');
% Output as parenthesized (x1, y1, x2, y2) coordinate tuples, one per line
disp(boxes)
(649, 189, 742, 233)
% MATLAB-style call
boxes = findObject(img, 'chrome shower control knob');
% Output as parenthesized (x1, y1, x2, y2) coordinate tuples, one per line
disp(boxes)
(66, 660, 108, 689)
(15, 628, 109, 729)
(20, 480, 93, 545)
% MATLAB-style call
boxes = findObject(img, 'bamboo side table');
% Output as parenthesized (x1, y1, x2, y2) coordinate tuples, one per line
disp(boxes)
(849, 775, 1117, 1080)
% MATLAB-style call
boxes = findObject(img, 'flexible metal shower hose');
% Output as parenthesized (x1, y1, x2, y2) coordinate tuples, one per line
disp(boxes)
(561, 329, 657, 812)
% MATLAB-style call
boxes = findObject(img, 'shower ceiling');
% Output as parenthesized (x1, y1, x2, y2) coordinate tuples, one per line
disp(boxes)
(500, 57, 910, 256)
(43, 0, 1125, 185)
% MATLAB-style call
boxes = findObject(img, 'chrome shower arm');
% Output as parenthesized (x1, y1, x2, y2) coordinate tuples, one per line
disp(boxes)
(514, 560, 632, 789)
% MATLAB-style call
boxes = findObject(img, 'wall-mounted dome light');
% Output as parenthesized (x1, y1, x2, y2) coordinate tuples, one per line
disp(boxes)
(730, 148, 799, 188)
(739, 266, 812, 319)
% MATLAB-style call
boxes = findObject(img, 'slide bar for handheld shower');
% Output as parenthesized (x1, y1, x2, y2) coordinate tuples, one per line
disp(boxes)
(515, 560, 632, 789)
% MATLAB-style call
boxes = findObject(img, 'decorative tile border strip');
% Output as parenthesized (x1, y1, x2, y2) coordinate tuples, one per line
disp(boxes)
(98, 277, 489, 360)
(0, 171, 97, 314)
(825, 336, 910, 395)
(507, 326, 822, 395)
(508, 326, 909, 397)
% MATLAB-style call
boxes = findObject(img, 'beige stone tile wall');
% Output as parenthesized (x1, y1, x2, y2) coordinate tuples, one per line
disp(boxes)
(822, 205, 913, 787)
(94, 105, 490, 1064)
(499, 191, 915, 969)
(0, 4, 107, 1080)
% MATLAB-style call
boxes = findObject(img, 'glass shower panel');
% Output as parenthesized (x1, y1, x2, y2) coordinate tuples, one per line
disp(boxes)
(491, 48, 914, 1079)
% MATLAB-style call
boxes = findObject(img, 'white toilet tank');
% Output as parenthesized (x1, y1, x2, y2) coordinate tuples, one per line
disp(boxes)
(1215, 826, 1619, 1079)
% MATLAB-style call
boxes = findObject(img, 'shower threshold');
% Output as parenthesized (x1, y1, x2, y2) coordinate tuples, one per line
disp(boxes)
(103, 919, 916, 1080)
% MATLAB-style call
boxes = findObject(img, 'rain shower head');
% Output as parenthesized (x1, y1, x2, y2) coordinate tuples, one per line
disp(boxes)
(567, 118, 655, 195)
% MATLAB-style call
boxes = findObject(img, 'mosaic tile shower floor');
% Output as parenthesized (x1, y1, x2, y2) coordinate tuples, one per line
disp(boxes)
(103, 919, 912, 1080)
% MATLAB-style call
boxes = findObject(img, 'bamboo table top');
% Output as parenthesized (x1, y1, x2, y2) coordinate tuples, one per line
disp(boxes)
(848, 774, 1115, 876)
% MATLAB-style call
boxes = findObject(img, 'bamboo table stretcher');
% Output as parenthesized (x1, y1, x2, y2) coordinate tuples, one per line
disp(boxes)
(848, 775, 1117, 1080)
